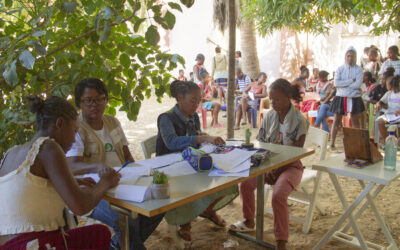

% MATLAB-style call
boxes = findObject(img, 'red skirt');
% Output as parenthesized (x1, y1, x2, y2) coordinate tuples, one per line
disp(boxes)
(0, 224, 111, 250)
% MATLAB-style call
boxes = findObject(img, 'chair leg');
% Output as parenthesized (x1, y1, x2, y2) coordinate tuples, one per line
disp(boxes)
(264, 185, 272, 214)
(302, 173, 322, 233)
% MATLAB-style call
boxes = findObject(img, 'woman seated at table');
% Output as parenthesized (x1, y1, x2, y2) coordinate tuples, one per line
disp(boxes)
(234, 72, 268, 130)
(0, 96, 120, 249)
(156, 80, 238, 241)
(230, 79, 309, 250)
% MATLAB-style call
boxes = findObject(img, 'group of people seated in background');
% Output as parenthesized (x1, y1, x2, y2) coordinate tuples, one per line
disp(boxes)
(1, 44, 399, 250)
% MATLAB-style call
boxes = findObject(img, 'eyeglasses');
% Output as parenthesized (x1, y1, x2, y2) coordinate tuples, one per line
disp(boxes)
(81, 96, 107, 106)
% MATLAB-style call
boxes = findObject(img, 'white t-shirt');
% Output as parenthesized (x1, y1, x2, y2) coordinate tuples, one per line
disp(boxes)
(66, 126, 128, 167)
(380, 91, 400, 114)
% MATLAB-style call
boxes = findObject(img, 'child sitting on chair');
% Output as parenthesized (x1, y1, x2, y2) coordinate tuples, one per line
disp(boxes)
(230, 79, 309, 250)
(199, 71, 223, 128)
(376, 75, 400, 142)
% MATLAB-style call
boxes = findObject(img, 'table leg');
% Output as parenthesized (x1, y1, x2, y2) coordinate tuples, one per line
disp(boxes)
(341, 183, 384, 233)
(358, 181, 398, 249)
(256, 173, 265, 241)
(312, 174, 373, 250)
(119, 213, 130, 250)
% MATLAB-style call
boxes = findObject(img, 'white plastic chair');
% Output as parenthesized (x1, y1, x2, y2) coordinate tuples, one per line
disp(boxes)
(140, 135, 185, 249)
(140, 135, 157, 159)
(264, 126, 329, 233)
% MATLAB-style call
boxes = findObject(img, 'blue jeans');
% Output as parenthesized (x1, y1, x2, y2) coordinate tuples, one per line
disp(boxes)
(91, 200, 164, 250)
(315, 103, 333, 132)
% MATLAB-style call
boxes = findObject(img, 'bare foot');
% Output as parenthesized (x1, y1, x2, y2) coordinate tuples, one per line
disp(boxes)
(234, 125, 240, 130)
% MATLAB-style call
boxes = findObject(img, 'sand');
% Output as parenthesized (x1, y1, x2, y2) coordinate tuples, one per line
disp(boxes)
(117, 94, 400, 250)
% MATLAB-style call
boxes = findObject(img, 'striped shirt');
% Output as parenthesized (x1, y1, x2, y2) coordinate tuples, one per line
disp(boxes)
(235, 74, 251, 91)
(379, 60, 400, 76)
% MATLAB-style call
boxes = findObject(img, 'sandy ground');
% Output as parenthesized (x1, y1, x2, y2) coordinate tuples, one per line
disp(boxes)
(117, 94, 400, 250)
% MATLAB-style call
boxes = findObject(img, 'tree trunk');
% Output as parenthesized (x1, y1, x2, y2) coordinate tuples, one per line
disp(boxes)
(227, 0, 236, 139)
(240, 21, 260, 80)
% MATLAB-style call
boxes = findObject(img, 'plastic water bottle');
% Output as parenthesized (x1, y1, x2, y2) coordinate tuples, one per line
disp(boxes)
(384, 125, 397, 171)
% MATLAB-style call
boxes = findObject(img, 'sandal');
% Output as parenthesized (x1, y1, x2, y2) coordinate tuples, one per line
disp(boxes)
(178, 223, 191, 241)
(229, 221, 255, 233)
(200, 211, 226, 227)
(234, 125, 240, 130)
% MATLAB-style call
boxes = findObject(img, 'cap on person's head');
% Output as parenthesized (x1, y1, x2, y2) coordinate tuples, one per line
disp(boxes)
(195, 53, 205, 61)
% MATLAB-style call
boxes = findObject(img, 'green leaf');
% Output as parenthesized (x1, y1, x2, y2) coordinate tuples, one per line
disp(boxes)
(30, 41, 47, 56)
(62, 2, 77, 13)
(119, 53, 131, 68)
(145, 25, 160, 46)
(115, 15, 123, 24)
(133, 18, 146, 33)
(168, 2, 183, 12)
(103, 6, 114, 19)
(32, 30, 46, 37)
(100, 21, 111, 43)
(180, 0, 195, 8)
(164, 11, 176, 29)
(5, 0, 12, 8)
(60, 85, 71, 96)
(3, 60, 18, 86)
(19, 50, 35, 70)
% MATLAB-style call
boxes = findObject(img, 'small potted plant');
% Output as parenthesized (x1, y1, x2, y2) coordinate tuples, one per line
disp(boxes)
(151, 170, 170, 199)
(241, 128, 254, 148)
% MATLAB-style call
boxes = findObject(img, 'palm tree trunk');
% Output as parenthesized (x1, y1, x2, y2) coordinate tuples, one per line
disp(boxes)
(227, 0, 236, 139)
(240, 21, 260, 80)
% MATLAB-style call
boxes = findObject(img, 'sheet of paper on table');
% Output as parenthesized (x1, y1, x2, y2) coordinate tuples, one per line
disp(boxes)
(211, 148, 256, 172)
(199, 143, 217, 154)
(134, 153, 182, 168)
(208, 159, 251, 177)
(107, 184, 151, 203)
(157, 160, 197, 177)
(81, 164, 152, 184)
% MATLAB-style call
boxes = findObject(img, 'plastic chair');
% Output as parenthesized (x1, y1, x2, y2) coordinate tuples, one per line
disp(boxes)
(140, 135, 157, 159)
(197, 105, 214, 129)
(234, 96, 260, 128)
(264, 126, 329, 233)
(257, 97, 270, 127)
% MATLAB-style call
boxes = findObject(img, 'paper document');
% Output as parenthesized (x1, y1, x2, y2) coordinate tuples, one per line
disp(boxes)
(134, 153, 182, 168)
(248, 91, 255, 100)
(158, 161, 197, 177)
(199, 143, 217, 154)
(308, 110, 318, 118)
(107, 184, 151, 203)
(386, 113, 400, 123)
(211, 148, 256, 172)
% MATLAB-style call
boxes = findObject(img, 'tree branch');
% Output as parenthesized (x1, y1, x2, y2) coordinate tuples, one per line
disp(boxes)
(43, 0, 139, 59)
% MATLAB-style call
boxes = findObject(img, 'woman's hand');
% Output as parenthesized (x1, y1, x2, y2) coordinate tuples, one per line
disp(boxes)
(99, 168, 120, 188)
(76, 177, 96, 187)
(205, 136, 225, 145)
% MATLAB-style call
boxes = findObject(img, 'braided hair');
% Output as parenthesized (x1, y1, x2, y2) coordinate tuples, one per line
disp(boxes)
(170, 80, 200, 101)
(270, 78, 302, 103)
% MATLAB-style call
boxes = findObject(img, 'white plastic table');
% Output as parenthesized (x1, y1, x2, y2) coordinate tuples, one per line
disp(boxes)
(312, 153, 400, 250)
(105, 142, 314, 249)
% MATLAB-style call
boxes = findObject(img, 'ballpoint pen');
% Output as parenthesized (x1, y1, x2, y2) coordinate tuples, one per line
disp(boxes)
(116, 161, 131, 173)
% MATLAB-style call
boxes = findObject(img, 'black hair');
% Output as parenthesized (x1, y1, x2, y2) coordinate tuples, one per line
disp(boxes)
(215, 46, 221, 53)
(270, 78, 302, 103)
(196, 53, 205, 61)
(388, 45, 399, 56)
(313, 68, 319, 72)
(28, 96, 78, 131)
(199, 71, 209, 80)
(179, 69, 184, 73)
(369, 48, 378, 56)
(363, 71, 376, 83)
(256, 72, 267, 81)
(318, 70, 329, 78)
(300, 65, 309, 74)
(74, 78, 108, 107)
(364, 47, 371, 53)
(389, 75, 400, 90)
(383, 67, 395, 78)
(235, 67, 243, 73)
(235, 51, 241, 57)
(170, 80, 200, 100)
(189, 72, 193, 76)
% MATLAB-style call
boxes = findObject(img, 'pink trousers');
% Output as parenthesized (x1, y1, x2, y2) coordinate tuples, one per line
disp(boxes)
(239, 160, 303, 241)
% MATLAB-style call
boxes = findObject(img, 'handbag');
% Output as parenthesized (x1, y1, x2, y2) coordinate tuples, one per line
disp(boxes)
(182, 147, 213, 172)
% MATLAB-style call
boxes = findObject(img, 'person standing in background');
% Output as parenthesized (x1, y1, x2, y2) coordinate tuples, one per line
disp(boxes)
(211, 46, 228, 103)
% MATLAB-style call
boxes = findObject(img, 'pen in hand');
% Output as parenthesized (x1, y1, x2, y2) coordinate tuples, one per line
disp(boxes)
(116, 161, 131, 173)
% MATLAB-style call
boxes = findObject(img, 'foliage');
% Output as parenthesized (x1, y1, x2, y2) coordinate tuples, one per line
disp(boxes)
(241, 0, 400, 36)
(152, 169, 168, 184)
(0, 0, 195, 156)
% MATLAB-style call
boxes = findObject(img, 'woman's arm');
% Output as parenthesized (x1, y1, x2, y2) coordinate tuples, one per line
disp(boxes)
(320, 85, 333, 103)
(254, 85, 267, 98)
(193, 65, 200, 81)
(123, 145, 134, 163)
(292, 134, 306, 148)
(67, 156, 108, 175)
(35, 140, 120, 215)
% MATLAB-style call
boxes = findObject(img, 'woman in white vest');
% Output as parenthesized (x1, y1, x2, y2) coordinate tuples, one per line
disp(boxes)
(0, 96, 120, 249)
(66, 78, 164, 250)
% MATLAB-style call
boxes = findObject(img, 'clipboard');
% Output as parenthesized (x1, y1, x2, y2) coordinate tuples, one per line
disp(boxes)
(343, 127, 383, 164)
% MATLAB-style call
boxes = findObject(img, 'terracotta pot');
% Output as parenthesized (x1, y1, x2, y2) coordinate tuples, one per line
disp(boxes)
(151, 183, 170, 199)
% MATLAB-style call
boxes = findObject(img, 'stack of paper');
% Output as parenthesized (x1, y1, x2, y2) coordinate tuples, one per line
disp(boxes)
(107, 184, 151, 203)
(208, 148, 257, 177)
(386, 113, 400, 123)
(134, 153, 182, 168)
